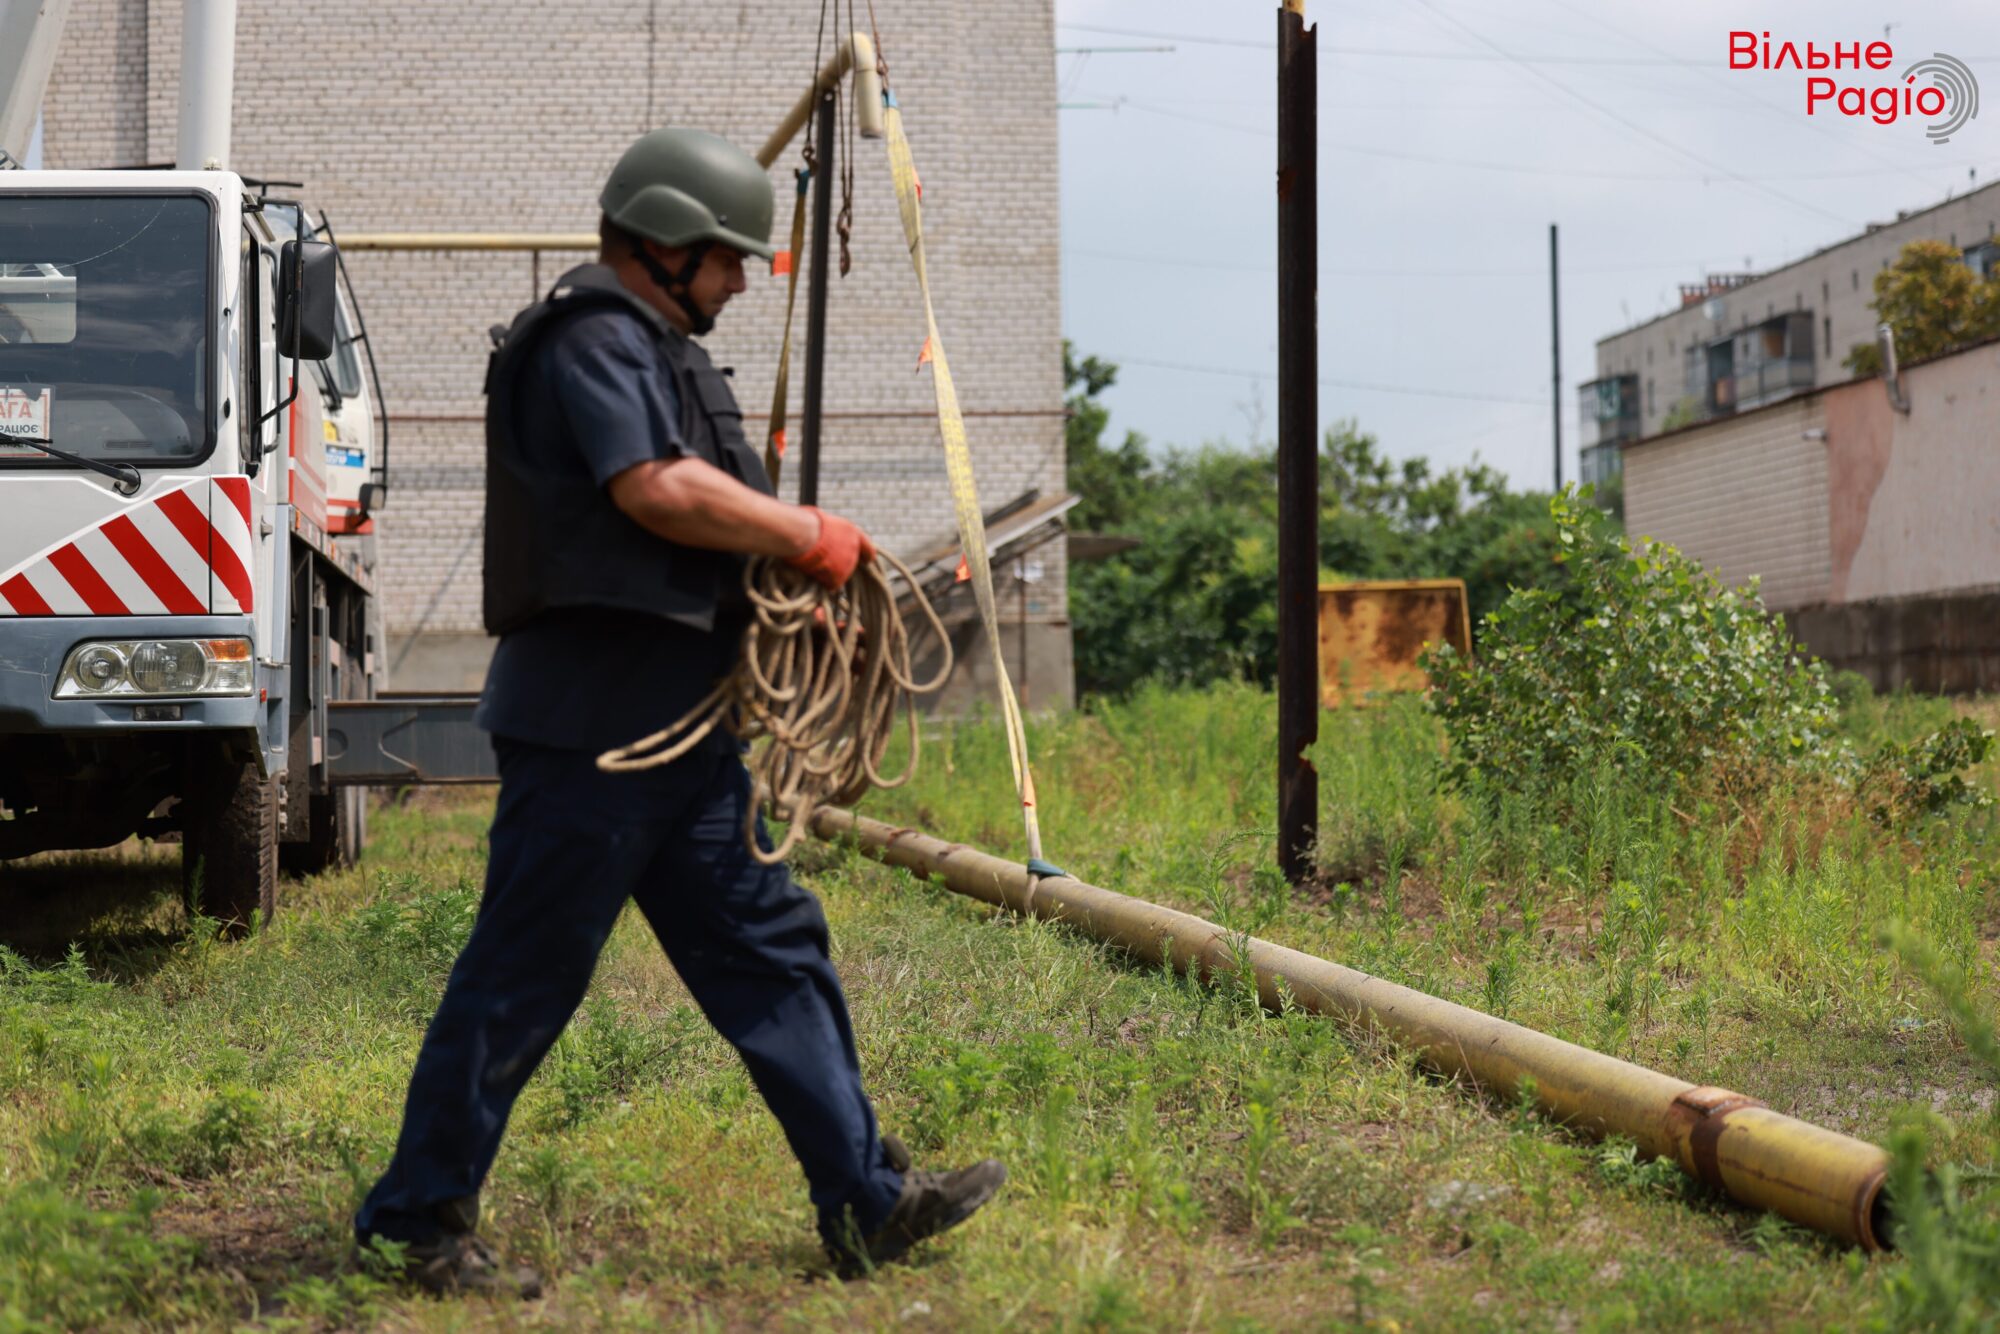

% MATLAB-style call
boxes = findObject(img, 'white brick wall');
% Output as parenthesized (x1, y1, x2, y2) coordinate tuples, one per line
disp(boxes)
(1622, 396, 1831, 611)
(44, 0, 1070, 671)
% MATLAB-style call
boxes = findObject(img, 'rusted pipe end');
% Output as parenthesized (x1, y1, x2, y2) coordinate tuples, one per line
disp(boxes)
(1856, 1165, 1891, 1254)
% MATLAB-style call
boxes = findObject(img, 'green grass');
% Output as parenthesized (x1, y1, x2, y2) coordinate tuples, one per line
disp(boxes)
(1, 687, 1996, 1330)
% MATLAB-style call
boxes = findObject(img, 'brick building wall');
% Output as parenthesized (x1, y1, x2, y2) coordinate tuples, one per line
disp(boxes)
(42, 0, 1072, 701)
(1623, 340, 2000, 693)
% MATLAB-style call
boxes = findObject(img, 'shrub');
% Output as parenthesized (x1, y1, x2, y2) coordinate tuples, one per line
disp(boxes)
(0, 1186, 212, 1328)
(1858, 717, 1997, 827)
(123, 1085, 268, 1179)
(1423, 487, 1839, 803)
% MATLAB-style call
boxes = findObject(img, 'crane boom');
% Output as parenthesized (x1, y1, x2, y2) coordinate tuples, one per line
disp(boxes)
(0, 0, 73, 165)
(177, 0, 236, 170)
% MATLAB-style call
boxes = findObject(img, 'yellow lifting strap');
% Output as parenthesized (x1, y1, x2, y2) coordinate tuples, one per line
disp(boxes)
(764, 166, 813, 485)
(880, 95, 1046, 864)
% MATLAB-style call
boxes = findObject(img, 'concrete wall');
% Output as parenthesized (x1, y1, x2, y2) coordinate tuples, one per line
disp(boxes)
(43, 0, 1073, 705)
(1592, 180, 2000, 439)
(1625, 339, 2000, 693)
(1622, 394, 1831, 611)
(1822, 344, 2000, 604)
(1787, 588, 2000, 695)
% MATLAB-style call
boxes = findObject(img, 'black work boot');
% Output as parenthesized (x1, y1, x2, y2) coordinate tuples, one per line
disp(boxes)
(396, 1231, 543, 1299)
(828, 1135, 1007, 1277)
(362, 1196, 543, 1299)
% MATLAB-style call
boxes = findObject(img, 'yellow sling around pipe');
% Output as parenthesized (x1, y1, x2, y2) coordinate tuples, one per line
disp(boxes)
(809, 806, 1892, 1251)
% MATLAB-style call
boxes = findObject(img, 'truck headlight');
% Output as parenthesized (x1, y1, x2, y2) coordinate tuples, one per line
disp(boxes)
(55, 638, 254, 699)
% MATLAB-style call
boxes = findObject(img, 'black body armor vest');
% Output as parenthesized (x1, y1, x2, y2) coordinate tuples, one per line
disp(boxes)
(481, 265, 773, 637)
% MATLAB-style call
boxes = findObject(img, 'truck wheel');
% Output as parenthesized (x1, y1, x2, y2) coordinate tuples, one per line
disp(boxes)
(281, 787, 365, 876)
(183, 757, 278, 935)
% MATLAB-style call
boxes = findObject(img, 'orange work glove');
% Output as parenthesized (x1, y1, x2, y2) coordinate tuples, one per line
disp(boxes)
(786, 506, 877, 589)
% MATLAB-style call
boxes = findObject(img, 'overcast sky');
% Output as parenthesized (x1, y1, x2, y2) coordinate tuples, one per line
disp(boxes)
(1056, 0, 2000, 488)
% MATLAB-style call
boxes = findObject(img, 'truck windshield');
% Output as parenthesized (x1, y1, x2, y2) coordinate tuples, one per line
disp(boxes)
(0, 194, 214, 467)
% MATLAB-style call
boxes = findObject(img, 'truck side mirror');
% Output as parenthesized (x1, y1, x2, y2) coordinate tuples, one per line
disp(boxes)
(358, 480, 386, 515)
(277, 240, 339, 361)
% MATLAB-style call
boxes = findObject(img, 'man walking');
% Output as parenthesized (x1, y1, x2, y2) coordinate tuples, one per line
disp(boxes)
(354, 127, 1005, 1295)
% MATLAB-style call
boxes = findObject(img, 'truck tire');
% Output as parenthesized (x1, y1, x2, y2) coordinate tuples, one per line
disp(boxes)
(183, 757, 278, 935)
(281, 787, 365, 876)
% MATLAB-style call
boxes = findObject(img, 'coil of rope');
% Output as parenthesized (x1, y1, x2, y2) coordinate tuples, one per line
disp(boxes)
(597, 549, 953, 863)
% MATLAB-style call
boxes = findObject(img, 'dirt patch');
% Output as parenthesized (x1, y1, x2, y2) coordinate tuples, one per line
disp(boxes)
(152, 1186, 331, 1284)
(1114, 1012, 1155, 1046)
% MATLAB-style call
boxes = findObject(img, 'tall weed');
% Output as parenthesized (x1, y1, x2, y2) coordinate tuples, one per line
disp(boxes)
(1879, 923, 2000, 1330)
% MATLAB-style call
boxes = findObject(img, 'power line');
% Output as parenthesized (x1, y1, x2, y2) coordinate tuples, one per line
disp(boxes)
(1097, 99, 1989, 185)
(1064, 246, 1739, 279)
(1054, 22, 2000, 65)
(1103, 352, 1547, 406)
(1054, 22, 1268, 50)
(1402, 0, 1854, 228)
(1537, 0, 1945, 200)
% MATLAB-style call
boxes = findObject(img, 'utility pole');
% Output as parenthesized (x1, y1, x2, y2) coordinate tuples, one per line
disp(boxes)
(799, 88, 836, 507)
(1550, 222, 1562, 491)
(1276, 0, 1318, 887)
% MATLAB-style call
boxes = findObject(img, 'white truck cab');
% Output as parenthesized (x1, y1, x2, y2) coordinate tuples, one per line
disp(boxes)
(0, 168, 384, 925)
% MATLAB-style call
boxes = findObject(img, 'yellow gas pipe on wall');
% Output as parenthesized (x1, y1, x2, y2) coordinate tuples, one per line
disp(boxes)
(810, 806, 1893, 1251)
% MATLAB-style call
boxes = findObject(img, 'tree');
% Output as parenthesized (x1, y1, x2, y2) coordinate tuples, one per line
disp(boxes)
(1317, 428, 1565, 631)
(1844, 239, 2000, 375)
(1060, 348, 1582, 698)
(1063, 341, 1147, 531)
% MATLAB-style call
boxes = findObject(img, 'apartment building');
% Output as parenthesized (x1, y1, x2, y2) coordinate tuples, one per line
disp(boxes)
(1580, 179, 2000, 484)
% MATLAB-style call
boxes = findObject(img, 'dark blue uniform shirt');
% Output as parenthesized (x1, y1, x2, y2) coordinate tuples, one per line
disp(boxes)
(476, 308, 734, 751)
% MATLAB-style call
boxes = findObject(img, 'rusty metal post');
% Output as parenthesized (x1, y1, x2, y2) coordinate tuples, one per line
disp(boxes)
(1277, 1, 1319, 885)
(1550, 222, 1562, 490)
(799, 88, 835, 507)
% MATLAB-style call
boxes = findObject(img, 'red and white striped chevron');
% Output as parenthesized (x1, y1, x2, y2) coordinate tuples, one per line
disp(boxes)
(0, 477, 257, 617)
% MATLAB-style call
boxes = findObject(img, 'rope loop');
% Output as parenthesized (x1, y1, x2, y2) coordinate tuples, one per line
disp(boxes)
(598, 549, 952, 864)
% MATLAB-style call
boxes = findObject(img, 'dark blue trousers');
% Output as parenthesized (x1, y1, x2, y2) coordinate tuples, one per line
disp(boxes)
(354, 736, 905, 1247)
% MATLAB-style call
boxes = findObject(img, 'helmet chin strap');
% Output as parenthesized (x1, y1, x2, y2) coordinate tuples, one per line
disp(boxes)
(634, 239, 717, 335)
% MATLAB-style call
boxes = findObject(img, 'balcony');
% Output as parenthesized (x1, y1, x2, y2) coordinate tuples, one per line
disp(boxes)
(1578, 374, 1640, 450)
(1686, 311, 1818, 422)
(1580, 443, 1624, 485)
(1731, 311, 1817, 411)
(1734, 354, 1815, 410)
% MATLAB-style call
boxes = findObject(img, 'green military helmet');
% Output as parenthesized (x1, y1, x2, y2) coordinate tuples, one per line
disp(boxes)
(600, 127, 776, 260)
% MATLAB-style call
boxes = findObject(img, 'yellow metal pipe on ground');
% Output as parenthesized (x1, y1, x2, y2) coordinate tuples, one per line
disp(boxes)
(810, 807, 1892, 1251)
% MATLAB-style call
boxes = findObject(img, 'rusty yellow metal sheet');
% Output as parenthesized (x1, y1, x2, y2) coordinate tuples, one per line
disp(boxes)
(1317, 578, 1472, 707)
